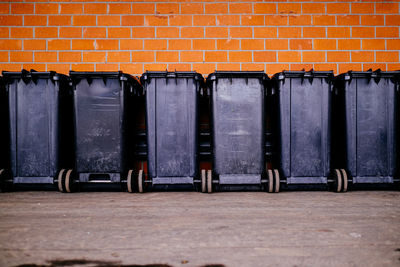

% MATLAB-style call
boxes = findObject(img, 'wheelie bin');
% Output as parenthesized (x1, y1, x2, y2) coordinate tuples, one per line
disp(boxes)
(333, 70, 399, 189)
(270, 71, 340, 192)
(140, 71, 206, 192)
(0, 70, 74, 191)
(67, 71, 142, 193)
(206, 71, 270, 193)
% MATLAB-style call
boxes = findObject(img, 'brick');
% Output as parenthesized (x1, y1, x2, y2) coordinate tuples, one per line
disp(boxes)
(289, 15, 312, 26)
(361, 15, 384, 26)
(181, 27, 204, 38)
(96, 64, 118, 72)
(388, 64, 400, 71)
(156, 27, 179, 38)
(82, 27, 106, 38)
(278, 3, 301, 14)
(193, 39, 215, 50)
(73, 15, 96, 26)
(49, 15, 71, 26)
(168, 64, 191, 71)
(265, 15, 287, 26)
(60, 4, 83, 14)
(206, 27, 228, 38)
(48, 39, 70, 50)
(387, 16, 400, 26)
(376, 27, 398, 38)
(156, 51, 179, 62)
(217, 63, 240, 71)
(10, 51, 32, 62)
(35, 27, 58, 38)
(217, 39, 240, 50)
(278, 51, 301, 62)
(302, 3, 325, 14)
(11, 4, 34, 14)
(24, 40, 46, 50)
(327, 27, 350, 38)
(265, 39, 288, 50)
(290, 39, 312, 50)
(229, 51, 252, 62)
(376, 3, 398, 14)
(72, 40, 95, 50)
(387, 40, 400, 50)
(181, 3, 203, 15)
(254, 51, 276, 62)
(0, 27, 8, 38)
(266, 64, 289, 75)
(313, 15, 335, 26)
(169, 40, 191, 50)
(291, 64, 313, 71)
(327, 51, 350, 62)
(0, 4, 8, 14)
(108, 4, 131, 14)
(303, 27, 326, 38)
(279, 27, 301, 38)
(144, 39, 167, 50)
(313, 39, 336, 50)
(121, 16, 144, 26)
(180, 51, 203, 62)
(230, 27, 252, 38)
(302, 51, 325, 62)
(314, 64, 337, 73)
(98, 16, 121, 26)
(242, 64, 265, 71)
(352, 27, 375, 38)
(362, 39, 385, 50)
(0, 15, 23, 26)
(144, 64, 168, 71)
(84, 4, 107, 14)
(157, 3, 179, 14)
(339, 63, 361, 73)
(11, 27, 33, 38)
(254, 27, 277, 38)
(193, 63, 215, 74)
(351, 51, 374, 62)
(0, 51, 8, 62)
(120, 39, 142, 50)
(338, 39, 360, 50)
(46, 64, 70, 74)
(132, 4, 154, 15)
(376, 51, 399, 62)
(71, 64, 94, 72)
(59, 52, 81, 62)
(145, 15, 168, 26)
(194, 15, 215, 26)
(337, 15, 360, 26)
(60, 27, 81, 38)
(170, 15, 192, 26)
(241, 39, 264, 50)
(95, 40, 118, 50)
(108, 51, 130, 62)
(0, 64, 21, 71)
(35, 4, 58, 14)
(205, 4, 227, 14)
(108, 28, 130, 38)
(83, 51, 106, 62)
(363, 64, 386, 72)
(120, 64, 143, 75)
(254, 3, 276, 14)
(241, 15, 264, 26)
(217, 15, 240, 26)
(132, 27, 154, 38)
(230, 4, 252, 14)
(351, 3, 374, 14)
(327, 3, 349, 14)
(23, 64, 45, 71)
(35, 52, 57, 62)
(132, 51, 154, 62)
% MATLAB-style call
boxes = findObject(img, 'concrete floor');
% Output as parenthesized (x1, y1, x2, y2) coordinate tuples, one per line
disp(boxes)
(0, 191, 399, 267)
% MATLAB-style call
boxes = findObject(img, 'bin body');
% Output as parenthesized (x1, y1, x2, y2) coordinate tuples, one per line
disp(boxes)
(141, 71, 202, 185)
(271, 71, 333, 184)
(70, 72, 140, 182)
(334, 71, 399, 183)
(207, 72, 267, 185)
(2, 70, 73, 183)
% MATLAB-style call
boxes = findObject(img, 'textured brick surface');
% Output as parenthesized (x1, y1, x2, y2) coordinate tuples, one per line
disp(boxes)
(0, 1, 399, 75)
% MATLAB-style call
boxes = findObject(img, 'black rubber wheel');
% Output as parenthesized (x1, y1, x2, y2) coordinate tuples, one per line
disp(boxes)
(138, 170, 144, 193)
(267, 170, 274, 193)
(340, 169, 348, 193)
(127, 169, 134, 193)
(333, 169, 342, 193)
(58, 169, 66, 193)
(0, 169, 10, 193)
(65, 169, 75, 193)
(207, 170, 212, 193)
(201, 169, 206, 193)
(273, 169, 280, 193)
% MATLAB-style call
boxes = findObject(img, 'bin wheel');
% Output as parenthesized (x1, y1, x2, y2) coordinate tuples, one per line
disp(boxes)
(201, 169, 206, 193)
(65, 169, 75, 193)
(207, 170, 212, 193)
(0, 169, 10, 193)
(333, 169, 342, 193)
(274, 169, 280, 193)
(58, 169, 66, 193)
(127, 170, 134, 193)
(267, 170, 274, 193)
(138, 170, 144, 193)
(340, 169, 348, 193)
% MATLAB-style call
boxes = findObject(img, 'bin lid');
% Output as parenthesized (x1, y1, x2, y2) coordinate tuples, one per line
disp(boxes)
(336, 69, 400, 81)
(2, 69, 68, 83)
(207, 71, 268, 81)
(272, 70, 334, 81)
(140, 71, 204, 85)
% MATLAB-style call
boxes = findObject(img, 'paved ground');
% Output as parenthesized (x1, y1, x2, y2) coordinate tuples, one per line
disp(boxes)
(0, 190, 399, 267)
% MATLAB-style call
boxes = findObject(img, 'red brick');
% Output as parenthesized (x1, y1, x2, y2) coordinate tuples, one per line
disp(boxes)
(265, 15, 288, 26)
(351, 3, 374, 14)
(327, 3, 349, 14)
(362, 39, 385, 50)
(23, 64, 45, 71)
(95, 40, 118, 50)
(229, 51, 252, 62)
(217, 39, 240, 50)
(24, 40, 46, 50)
(35, 3, 58, 14)
(242, 64, 265, 71)
(376, 52, 399, 62)
(82, 52, 106, 62)
(0, 15, 23, 26)
(108, 4, 131, 14)
(241, 15, 264, 26)
(302, 51, 325, 63)
(361, 15, 384, 26)
(376, 27, 398, 38)
(83, 27, 106, 38)
(328, 27, 350, 38)
(278, 3, 301, 14)
(59, 52, 81, 62)
(303, 27, 326, 38)
(167, 64, 191, 72)
(96, 64, 119, 72)
(157, 3, 179, 14)
(338, 39, 360, 50)
(49, 15, 71, 26)
(230, 3, 252, 14)
(192, 63, 214, 74)
(217, 15, 240, 26)
(11, 27, 33, 38)
(302, 3, 325, 14)
(266, 64, 289, 75)
(169, 15, 192, 26)
(24, 15, 46, 26)
(0, 51, 8, 62)
(181, 3, 203, 15)
(11, 4, 34, 14)
(327, 51, 350, 62)
(180, 51, 203, 62)
(376, 3, 398, 14)
(132, 51, 154, 62)
(387, 16, 400, 26)
(120, 64, 143, 75)
(0, 27, 8, 38)
(194, 15, 215, 26)
(48, 39, 70, 50)
(108, 28, 131, 38)
(72, 40, 95, 50)
(156, 51, 179, 62)
(205, 4, 227, 14)
(206, 27, 228, 38)
(254, 3, 276, 14)
(254, 51, 276, 62)
(98, 16, 121, 26)
(84, 4, 107, 14)
(352, 27, 375, 38)
(279, 27, 301, 38)
(132, 4, 154, 15)
(337, 15, 360, 26)
(169, 40, 191, 50)
(60, 4, 83, 14)
(132, 27, 154, 38)
(351, 51, 374, 62)
(289, 15, 312, 26)
(144, 39, 167, 50)
(290, 39, 312, 50)
(217, 63, 240, 71)
(387, 40, 400, 50)
(193, 39, 215, 50)
(35, 27, 58, 38)
(0, 4, 9, 15)
(145, 15, 168, 26)
(254, 27, 277, 38)
(108, 52, 130, 62)
(73, 15, 96, 26)
(313, 39, 337, 50)
(60, 27, 81, 38)
(278, 51, 301, 62)
(241, 39, 264, 50)
(120, 40, 142, 50)
(230, 27, 252, 38)
(71, 64, 95, 72)
(10, 51, 32, 62)
(121, 16, 144, 26)
(156, 27, 179, 38)
(35, 52, 57, 62)
(265, 39, 288, 50)
(313, 15, 335, 26)
(181, 27, 204, 38)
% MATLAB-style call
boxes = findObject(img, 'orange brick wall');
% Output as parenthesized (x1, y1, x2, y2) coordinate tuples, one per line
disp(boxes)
(0, 1, 399, 76)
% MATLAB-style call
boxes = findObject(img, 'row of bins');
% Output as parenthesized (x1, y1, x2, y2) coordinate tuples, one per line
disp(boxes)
(0, 69, 398, 193)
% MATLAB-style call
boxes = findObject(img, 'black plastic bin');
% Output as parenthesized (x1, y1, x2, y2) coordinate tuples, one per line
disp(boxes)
(333, 70, 399, 189)
(206, 71, 270, 192)
(68, 71, 142, 193)
(0, 70, 74, 191)
(270, 71, 340, 192)
(140, 71, 206, 192)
